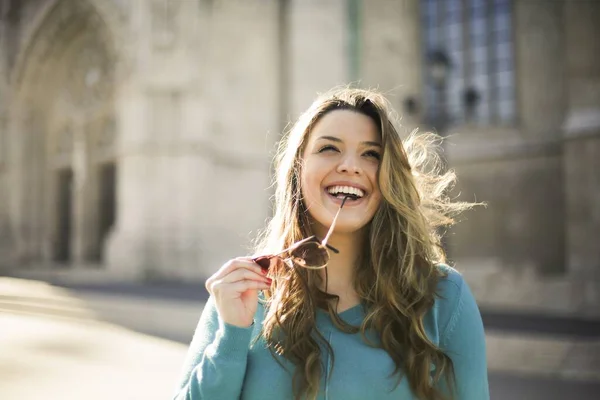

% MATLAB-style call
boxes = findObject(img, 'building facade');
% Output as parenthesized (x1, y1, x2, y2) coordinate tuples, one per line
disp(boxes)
(0, 0, 598, 316)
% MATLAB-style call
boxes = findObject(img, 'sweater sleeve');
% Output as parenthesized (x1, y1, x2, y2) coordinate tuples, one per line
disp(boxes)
(173, 296, 254, 400)
(439, 276, 490, 400)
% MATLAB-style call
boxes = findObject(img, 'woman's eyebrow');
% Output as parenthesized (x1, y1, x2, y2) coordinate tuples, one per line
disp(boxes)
(316, 136, 381, 147)
(316, 135, 342, 143)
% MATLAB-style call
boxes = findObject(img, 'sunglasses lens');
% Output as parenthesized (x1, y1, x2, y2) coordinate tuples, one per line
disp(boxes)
(254, 256, 290, 278)
(253, 256, 272, 270)
(290, 241, 328, 268)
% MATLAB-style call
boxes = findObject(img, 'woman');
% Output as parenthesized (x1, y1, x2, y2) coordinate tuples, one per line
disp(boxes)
(174, 88, 489, 400)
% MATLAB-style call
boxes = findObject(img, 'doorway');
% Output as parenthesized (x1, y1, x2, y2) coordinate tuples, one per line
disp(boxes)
(96, 162, 116, 262)
(54, 168, 73, 263)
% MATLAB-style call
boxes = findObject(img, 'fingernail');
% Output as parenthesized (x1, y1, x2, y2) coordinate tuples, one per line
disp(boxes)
(260, 267, 268, 275)
(266, 278, 273, 285)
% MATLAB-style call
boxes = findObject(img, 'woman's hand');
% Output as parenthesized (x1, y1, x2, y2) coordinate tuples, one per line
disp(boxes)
(205, 257, 271, 328)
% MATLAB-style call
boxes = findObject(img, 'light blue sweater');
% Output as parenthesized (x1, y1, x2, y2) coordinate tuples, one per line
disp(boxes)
(173, 266, 489, 399)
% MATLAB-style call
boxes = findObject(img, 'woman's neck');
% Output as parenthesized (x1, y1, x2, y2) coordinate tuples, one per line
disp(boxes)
(316, 230, 364, 308)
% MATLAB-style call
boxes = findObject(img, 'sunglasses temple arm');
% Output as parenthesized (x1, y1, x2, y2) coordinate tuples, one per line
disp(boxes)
(321, 196, 349, 247)
(271, 242, 300, 258)
(257, 236, 317, 261)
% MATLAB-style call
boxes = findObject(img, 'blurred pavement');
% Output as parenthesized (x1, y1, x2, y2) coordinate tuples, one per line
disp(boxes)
(1, 276, 600, 400)
(0, 278, 186, 400)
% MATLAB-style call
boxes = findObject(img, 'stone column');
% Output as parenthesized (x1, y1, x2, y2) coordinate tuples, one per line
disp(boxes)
(105, 0, 278, 281)
(0, 3, 7, 246)
(0, 109, 9, 268)
(71, 118, 90, 265)
(8, 110, 34, 265)
(516, 1, 567, 140)
(362, 0, 423, 131)
(289, 0, 348, 116)
(0, 27, 6, 266)
(562, 0, 600, 315)
(105, 0, 204, 281)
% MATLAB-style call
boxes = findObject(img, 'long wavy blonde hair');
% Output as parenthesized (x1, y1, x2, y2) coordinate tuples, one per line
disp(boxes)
(254, 88, 478, 400)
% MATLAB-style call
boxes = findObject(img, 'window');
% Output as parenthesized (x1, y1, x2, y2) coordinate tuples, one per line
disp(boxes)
(421, 0, 516, 126)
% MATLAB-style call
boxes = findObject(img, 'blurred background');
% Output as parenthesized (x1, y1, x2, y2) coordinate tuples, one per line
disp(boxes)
(0, 0, 599, 399)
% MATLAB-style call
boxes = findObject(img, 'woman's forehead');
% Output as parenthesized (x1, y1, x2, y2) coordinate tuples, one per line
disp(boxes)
(307, 110, 381, 144)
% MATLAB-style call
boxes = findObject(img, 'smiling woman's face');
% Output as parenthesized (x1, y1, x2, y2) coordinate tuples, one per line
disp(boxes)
(300, 109, 382, 237)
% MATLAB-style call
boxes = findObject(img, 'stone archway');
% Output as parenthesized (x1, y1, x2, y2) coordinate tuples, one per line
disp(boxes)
(8, 0, 120, 267)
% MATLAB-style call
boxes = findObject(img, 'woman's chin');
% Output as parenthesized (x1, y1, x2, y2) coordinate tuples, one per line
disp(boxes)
(319, 219, 370, 236)
(333, 222, 370, 235)
(306, 214, 364, 238)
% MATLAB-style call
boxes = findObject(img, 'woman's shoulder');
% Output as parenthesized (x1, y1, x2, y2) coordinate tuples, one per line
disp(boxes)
(435, 263, 466, 300)
(432, 263, 478, 338)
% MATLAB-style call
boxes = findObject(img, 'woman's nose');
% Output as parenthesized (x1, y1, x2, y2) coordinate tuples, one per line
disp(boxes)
(336, 156, 363, 175)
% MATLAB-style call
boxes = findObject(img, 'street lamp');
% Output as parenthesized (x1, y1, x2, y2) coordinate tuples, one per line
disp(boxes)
(428, 49, 451, 88)
(426, 49, 451, 135)
(463, 86, 480, 121)
(425, 49, 453, 254)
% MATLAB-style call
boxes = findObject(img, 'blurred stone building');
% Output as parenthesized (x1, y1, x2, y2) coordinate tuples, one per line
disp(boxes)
(0, 0, 598, 316)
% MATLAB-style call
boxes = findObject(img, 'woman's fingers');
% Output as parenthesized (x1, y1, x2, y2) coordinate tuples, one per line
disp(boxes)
(209, 276, 271, 297)
(227, 279, 271, 293)
(206, 258, 268, 295)
(219, 258, 265, 278)
(220, 267, 270, 284)
(205, 257, 272, 328)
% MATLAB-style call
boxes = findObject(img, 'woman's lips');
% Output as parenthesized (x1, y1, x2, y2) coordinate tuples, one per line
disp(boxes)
(324, 189, 366, 206)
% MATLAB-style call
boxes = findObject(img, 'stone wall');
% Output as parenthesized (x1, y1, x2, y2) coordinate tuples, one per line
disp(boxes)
(443, 0, 600, 316)
(446, 0, 569, 276)
(446, 129, 565, 276)
(1, 0, 281, 281)
(562, 0, 600, 313)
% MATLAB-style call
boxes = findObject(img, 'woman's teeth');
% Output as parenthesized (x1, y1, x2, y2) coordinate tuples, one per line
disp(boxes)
(327, 185, 365, 200)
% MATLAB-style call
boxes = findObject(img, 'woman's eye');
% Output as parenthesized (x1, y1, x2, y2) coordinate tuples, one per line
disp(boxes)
(317, 145, 339, 153)
(364, 150, 381, 160)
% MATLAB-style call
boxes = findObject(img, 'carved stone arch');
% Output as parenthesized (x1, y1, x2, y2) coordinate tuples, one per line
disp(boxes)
(10, 0, 127, 94)
(6, 0, 122, 266)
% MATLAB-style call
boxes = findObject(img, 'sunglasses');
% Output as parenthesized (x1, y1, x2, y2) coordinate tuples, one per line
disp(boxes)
(253, 195, 353, 273)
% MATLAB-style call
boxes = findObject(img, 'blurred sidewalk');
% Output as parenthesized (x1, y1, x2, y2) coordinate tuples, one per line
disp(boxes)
(1, 275, 600, 400)
(0, 278, 187, 400)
